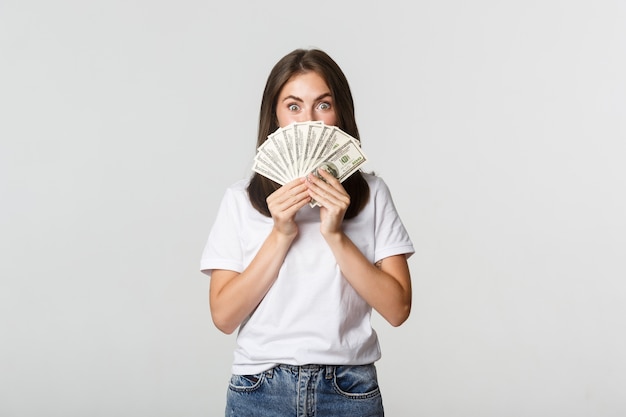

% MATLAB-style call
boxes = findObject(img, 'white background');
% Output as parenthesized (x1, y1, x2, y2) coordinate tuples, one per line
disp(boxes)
(1, 1, 625, 416)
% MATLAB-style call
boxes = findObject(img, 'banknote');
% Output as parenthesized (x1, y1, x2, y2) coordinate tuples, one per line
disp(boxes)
(307, 136, 367, 207)
(309, 138, 367, 183)
(252, 121, 368, 206)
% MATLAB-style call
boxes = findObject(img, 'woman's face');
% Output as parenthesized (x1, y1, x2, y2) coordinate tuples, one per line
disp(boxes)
(275, 71, 337, 127)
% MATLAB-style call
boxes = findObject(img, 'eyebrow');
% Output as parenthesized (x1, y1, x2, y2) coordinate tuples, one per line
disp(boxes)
(281, 92, 332, 103)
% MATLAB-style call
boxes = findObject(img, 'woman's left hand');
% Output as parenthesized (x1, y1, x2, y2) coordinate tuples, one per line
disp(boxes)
(306, 168, 350, 235)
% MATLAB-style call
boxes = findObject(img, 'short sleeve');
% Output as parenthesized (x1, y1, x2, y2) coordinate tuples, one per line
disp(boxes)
(200, 187, 245, 277)
(372, 178, 415, 262)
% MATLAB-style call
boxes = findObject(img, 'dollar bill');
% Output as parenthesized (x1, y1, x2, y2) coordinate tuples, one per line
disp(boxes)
(302, 123, 333, 174)
(252, 121, 368, 204)
(310, 138, 367, 183)
(307, 137, 367, 207)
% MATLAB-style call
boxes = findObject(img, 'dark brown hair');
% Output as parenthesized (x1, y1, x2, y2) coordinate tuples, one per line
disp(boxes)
(247, 48, 369, 219)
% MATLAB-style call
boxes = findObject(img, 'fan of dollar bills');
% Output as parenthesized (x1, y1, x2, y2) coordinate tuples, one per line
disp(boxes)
(253, 121, 368, 189)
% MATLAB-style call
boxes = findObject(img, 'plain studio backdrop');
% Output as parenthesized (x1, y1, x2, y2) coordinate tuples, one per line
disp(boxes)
(1, 1, 625, 416)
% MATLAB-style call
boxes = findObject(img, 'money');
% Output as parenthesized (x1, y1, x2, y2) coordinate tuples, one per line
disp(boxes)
(252, 122, 368, 207)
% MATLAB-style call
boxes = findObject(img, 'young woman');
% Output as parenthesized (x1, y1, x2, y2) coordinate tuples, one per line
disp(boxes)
(201, 48, 414, 417)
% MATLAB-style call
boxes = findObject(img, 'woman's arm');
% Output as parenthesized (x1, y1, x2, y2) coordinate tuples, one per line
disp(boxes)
(322, 238, 411, 327)
(209, 178, 311, 334)
(306, 169, 412, 326)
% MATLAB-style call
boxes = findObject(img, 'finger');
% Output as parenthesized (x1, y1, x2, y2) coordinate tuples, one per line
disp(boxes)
(270, 186, 312, 216)
(269, 191, 310, 213)
(307, 185, 348, 211)
(273, 187, 308, 207)
(314, 167, 340, 185)
(307, 172, 347, 202)
(268, 178, 309, 205)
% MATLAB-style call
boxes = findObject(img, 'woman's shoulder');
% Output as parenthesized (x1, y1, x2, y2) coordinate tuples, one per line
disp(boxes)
(225, 178, 251, 191)
(361, 171, 390, 193)
(219, 178, 251, 202)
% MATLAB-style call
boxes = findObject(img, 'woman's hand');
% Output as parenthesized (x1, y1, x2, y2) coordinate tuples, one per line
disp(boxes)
(267, 178, 311, 237)
(306, 168, 350, 235)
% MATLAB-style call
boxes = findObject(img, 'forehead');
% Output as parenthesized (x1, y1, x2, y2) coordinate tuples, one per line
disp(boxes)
(279, 71, 330, 95)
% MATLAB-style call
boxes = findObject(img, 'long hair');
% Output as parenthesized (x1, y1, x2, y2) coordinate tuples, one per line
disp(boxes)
(247, 48, 370, 219)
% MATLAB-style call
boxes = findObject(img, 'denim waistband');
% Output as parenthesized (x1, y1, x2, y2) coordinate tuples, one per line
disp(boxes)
(267, 364, 337, 379)
(276, 364, 335, 371)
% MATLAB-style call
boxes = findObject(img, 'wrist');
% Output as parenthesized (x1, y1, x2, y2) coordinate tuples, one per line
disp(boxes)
(321, 229, 345, 245)
(271, 226, 298, 245)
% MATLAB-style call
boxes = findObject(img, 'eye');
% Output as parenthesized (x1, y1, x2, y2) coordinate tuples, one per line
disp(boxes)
(288, 103, 300, 111)
(317, 101, 331, 111)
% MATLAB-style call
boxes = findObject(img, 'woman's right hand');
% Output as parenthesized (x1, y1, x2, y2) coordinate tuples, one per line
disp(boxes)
(266, 178, 311, 237)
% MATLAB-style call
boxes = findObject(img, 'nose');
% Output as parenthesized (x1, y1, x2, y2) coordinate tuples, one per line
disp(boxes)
(306, 107, 316, 122)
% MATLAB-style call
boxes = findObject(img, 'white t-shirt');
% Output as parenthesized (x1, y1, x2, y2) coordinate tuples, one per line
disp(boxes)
(201, 173, 414, 375)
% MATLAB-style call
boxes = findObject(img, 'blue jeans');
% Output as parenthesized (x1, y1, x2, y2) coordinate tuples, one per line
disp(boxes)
(225, 364, 384, 416)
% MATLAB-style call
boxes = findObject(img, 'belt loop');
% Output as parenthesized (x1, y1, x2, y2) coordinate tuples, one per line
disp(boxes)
(325, 365, 334, 379)
(265, 367, 275, 378)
